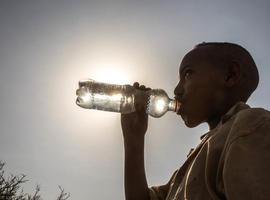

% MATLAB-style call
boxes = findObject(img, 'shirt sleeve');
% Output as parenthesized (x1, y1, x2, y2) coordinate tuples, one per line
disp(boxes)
(149, 170, 178, 200)
(223, 119, 270, 200)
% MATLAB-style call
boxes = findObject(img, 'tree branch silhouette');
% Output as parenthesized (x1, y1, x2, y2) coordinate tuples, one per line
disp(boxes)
(0, 161, 70, 200)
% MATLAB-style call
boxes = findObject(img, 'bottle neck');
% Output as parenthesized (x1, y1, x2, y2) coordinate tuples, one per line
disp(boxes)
(168, 99, 181, 112)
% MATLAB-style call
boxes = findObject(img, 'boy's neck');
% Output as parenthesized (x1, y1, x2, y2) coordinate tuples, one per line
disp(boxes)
(207, 100, 246, 130)
(208, 117, 221, 130)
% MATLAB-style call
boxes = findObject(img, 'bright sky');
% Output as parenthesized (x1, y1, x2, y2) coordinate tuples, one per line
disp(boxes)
(0, 0, 270, 199)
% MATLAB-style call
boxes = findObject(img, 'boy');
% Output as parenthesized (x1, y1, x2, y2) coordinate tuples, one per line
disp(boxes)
(121, 42, 270, 200)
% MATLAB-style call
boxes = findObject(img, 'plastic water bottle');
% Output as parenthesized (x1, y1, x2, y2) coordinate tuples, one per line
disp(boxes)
(76, 79, 180, 118)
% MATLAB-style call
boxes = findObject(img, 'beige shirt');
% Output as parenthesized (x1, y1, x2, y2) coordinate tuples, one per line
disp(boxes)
(149, 102, 270, 200)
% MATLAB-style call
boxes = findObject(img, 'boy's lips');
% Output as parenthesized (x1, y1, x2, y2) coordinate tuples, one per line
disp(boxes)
(175, 98, 184, 114)
(174, 96, 183, 113)
(177, 104, 184, 115)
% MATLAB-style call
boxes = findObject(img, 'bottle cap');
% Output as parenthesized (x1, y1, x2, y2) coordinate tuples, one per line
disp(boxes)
(174, 100, 181, 112)
(168, 99, 181, 112)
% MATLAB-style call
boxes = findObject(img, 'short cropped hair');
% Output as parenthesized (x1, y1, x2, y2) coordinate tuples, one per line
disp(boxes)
(194, 42, 259, 102)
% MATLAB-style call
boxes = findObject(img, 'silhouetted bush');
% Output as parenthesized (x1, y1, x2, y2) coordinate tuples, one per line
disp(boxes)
(0, 161, 70, 200)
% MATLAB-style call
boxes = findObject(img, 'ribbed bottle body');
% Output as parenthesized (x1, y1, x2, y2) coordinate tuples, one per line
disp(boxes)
(76, 79, 135, 114)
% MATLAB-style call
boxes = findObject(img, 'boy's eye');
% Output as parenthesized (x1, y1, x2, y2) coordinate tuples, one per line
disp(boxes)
(184, 70, 192, 80)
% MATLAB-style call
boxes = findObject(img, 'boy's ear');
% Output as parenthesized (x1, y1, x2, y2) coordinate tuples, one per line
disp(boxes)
(224, 60, 241, 87)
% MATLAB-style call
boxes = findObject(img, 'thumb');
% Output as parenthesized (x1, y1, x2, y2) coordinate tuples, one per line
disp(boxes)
(134, 90, 149, 113)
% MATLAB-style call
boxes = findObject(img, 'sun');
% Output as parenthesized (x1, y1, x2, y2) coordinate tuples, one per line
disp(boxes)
(91, 65, 132, 85)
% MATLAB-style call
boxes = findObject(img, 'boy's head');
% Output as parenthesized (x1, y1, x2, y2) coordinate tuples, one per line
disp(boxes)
(174, 42, 259, 129)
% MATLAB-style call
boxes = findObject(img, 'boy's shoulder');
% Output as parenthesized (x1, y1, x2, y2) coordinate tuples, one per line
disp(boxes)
(227, 105, 270, 142)
(234, 106, 270, 127)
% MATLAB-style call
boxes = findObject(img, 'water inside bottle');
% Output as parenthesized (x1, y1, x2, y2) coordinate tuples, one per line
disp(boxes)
(76, 80, 130, 112)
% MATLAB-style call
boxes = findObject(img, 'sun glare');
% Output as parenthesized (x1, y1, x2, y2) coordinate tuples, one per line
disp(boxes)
(155, 99, 166, 112)
(91, 66, 131, 85)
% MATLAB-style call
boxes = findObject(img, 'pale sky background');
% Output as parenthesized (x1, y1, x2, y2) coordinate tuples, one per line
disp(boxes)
(0, 0, 269, 199)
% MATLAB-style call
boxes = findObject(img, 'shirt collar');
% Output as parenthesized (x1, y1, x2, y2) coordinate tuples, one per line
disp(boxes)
(220, 101, 250, 124)
(200, 101, 250, 140)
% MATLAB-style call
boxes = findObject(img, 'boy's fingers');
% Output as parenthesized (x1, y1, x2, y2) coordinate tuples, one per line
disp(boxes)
(133, 82, 139, 88)
(135, 92, 148, 112)
(133, 82, 151, 91)
(140, 85, 146, 89)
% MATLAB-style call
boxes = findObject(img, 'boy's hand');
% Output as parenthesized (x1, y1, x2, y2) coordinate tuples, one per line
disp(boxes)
(121, 82, 151, 140)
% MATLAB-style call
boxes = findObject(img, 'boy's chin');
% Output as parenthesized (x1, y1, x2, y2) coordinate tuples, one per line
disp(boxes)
(184, 121, 199, 128)
(182, 115, 200, 128)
